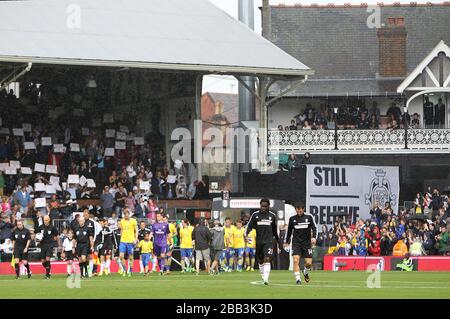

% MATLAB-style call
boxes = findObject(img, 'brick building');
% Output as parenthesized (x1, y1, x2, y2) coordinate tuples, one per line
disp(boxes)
(262, 3, 450, 131)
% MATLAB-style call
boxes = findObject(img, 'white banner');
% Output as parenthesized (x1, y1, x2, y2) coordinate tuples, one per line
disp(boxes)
(306, 165, 399, 228)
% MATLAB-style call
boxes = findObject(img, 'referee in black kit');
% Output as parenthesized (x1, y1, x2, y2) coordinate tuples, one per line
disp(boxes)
(284, 203, 317, 285)
(11, 220, 32, 279)
(36, 215, 59, 279)
(245, 198, 279, 285)
(73, 216, 94, 278)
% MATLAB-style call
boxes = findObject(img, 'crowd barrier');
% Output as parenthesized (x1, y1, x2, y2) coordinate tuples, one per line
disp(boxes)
(323, 255, 450, 271)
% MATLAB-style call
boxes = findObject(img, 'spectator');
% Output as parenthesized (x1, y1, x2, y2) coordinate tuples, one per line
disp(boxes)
(411, 113, 421, 128)
(0, 216, 13, 244)
(289, 120, 297, 130)
(114, 185, 127, 217)
(13, 185, 32, 214)
(125, 191, 136, 214)
(176, 176, 187, 199)
(436, 224, 449, 255)
(392, 237, 408, 257)
(100, 186, 114, 218)
(365, 223, 381, 256)
(423, 96, 434, 127)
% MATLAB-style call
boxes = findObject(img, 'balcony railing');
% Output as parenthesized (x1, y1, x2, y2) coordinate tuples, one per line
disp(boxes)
(268, 128, 450, 153)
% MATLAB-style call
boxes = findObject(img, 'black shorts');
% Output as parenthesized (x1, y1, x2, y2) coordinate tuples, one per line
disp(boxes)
(13, 247, 28, 261)
(65, 251, 75, 261)
(292, 243, 312, 258)
(40, 244, 55, 260)
(99, 246, 112, 257)
(76, 243, 90, 257)
(256, 242, 274, 260)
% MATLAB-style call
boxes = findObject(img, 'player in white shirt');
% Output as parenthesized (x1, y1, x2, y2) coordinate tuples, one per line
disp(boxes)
(62, 230, 76, 276)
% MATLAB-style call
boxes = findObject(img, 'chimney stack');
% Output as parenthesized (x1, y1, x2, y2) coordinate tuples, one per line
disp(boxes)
(377, 17, 407, 77)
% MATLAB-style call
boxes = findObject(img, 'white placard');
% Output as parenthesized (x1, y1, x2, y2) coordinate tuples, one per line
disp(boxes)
(34, 183, 46, 192)
(128, 171, 137, 178)
(22, 123, 32, 132)
(70, 143, 80, 152)
(134, 137, 144, 145)
(13, 128, 24, 136)
(20, 167, 32, 175)
(140, 181, 150, 191)
(79, 175, 87, 187)
(46, 165, 58, 174)
(115, 141, 126, 150)
(86, 179, 96, 188)
(104, 148, 115, 157)
(167, 175, 177, 184)
(54, 183, 62, 192)
(5, 167, 16, 175)
(116, 131, 127, 141)
(81, 128, 90, 136)
(24, 142, 36, 150)
(119, 125, 129, 133)
(41, 137, 52, 146)
(0, 128, 10, 135)
(103, 113, 114, 123)
(105, 129, 116, 138)
(9, 161, 20, 169)
(306, 165, 400, 229)
(0, 163, 9, 171)
(50, 176, 60, 185)
(53, 144, 64, 153)
(45, 184, 56, 194)
(62, 182, 67, 191)
(34, 163, 46, 173)
(34, 197, 46, 208)
(68, 174, 80, 184)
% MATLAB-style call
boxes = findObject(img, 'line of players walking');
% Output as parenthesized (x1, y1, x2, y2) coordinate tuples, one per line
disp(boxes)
(11, 199, 317, 285)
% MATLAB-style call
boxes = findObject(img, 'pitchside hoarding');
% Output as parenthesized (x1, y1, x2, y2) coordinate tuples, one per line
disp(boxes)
(306, 165, 399, 228)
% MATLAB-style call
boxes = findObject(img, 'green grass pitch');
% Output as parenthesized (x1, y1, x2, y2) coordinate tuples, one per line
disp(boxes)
(0, 271, 449, 299)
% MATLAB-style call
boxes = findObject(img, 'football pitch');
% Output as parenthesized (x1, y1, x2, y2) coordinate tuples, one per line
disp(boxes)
(0, 271, 449, 299)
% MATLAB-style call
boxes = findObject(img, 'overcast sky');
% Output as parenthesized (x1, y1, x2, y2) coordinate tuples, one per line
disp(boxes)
(203, 0, 435, 94)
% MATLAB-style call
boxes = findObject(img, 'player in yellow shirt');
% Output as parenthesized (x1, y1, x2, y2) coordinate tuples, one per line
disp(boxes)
(118, 209, 138, 277)
(233, 220, 246, 272)
(137, 233, 153, 276)
(222, 217, 236, 272)
(245, 228, 256, 271)
(179, 219, 194, 272)
(163, 216, 178, 274)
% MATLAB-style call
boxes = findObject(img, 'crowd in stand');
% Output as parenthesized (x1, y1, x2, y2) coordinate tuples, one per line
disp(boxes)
(276, 99, 447, 131)
(315, 188, 450, 257)
(0, 84, 210, 254)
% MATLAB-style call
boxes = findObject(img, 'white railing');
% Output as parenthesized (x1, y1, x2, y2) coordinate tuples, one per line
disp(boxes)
(268, 128, 450, 153)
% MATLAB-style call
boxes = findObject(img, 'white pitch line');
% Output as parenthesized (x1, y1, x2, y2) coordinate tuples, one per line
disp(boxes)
(250, 281, 450, 289)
